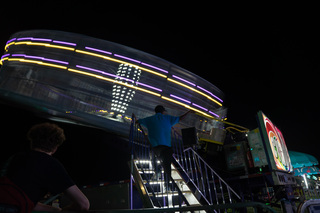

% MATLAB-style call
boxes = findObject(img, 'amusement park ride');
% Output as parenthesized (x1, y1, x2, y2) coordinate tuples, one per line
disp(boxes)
(0, 30, 319, 212)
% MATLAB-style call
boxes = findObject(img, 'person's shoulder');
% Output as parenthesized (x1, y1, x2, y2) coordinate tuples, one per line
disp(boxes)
(141, 114, 156, 121)
(30, 151, 61, 165)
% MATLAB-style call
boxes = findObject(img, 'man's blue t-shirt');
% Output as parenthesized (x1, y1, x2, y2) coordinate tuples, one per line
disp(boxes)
(138, 113, 179, 147)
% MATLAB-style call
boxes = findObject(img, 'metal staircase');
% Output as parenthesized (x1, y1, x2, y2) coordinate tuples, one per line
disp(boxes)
(129, 114, 241, 211)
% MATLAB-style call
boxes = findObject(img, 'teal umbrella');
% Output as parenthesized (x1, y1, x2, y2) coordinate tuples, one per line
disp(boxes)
(289, 151, 318, 169)
(293, 166, 320, 176)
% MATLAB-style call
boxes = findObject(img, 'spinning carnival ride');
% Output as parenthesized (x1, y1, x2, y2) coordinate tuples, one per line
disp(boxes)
(0, 30, 225, 135)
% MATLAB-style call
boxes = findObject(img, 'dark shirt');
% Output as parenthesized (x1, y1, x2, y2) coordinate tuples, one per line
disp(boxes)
(6, 150, 74, 205)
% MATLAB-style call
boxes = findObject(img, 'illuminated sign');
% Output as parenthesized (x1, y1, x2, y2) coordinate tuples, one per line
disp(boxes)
(258, 111, 292, 172)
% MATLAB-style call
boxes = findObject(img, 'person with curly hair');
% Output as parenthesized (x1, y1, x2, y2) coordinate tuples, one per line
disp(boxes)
(0, 123, 90, 212)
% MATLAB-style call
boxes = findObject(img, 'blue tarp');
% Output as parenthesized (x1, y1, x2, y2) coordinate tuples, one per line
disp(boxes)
(289, 151, 318, 169)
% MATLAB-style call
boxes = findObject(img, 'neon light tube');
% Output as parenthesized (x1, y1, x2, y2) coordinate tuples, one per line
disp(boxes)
(141, 62, 168, 73)
(76, 65, 134, 83)
(114, 54, 141, 64)
(43, 58, 69, 65)
(11, 54, 69, 65)
(85, 46, 112, 55)
(14, 37, 75, 46)
(1, 54, 10, 59)
(5, 42, 15, 50)
(6, 38, 16, 44)
(192, 103, 208, 111)
(68, 68, 161, 97)
(12, 41, 75, 51)
(172, 75, 196, 86)
(76, 49, 167, 78)
(167, 78, 222, 106)
(197, 85, 223, 103)
(17, 37, 33, 41)
(209, 111, 219, 117)
(161, 96, 216, 119)
(136, 82, 162, 92)
(169, 94, 191, 104)
(8, 58, 68, 70)
(32, 38, 52, 42)
(53, 40, 76, 46)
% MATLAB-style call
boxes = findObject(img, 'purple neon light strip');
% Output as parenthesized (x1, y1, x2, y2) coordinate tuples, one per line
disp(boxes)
(11, 54, 69, 65)
(32, 38, 52, 42)
(16, 37, 52, 42)
(17, 37, 33, 41)
(43, 58, 69, 64)
(76, 65, 134, 83)
(114, 54, 141, 64)
(53, 40, 76, 46)
(172, 75, 196, 87)
(1, 54, 10, 59)
(209, 111, 219, 118)
(136, 82, 162, 92)
(141, 62, 168, 73)
(25, 55, 43, 60)
(6, 38, 16, 44)
(192, 103, 208, 111)
(85, 46, 112, 55)
(12, 54, 26, 57)
(15, 37, 76, 47)
(170, 94, 191, 104)
(197, 85, 223, 102)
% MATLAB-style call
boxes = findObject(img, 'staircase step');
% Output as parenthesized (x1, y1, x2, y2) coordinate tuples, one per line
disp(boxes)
(143, 179, 183, 184)
(148, 189, 192, 197)
(138, 169, 164, 174)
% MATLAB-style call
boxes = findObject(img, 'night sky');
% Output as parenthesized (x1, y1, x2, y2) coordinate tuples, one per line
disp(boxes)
(1, 4, 319, 166)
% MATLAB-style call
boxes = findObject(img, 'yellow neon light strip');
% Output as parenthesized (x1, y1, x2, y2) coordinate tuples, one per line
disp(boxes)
(4, 41, 222, 106)
(11, 41, 75, 51)
(167, 78, 222, 106)
(0, 57, 9, 65)
(8, 58, 68, 69)
(4, 42, 15, 51)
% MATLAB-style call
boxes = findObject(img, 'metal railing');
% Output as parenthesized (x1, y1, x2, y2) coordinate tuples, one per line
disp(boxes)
(171, 129, 241, 206)
(297, 199, 320, 213)
(129, 113, 241, 211)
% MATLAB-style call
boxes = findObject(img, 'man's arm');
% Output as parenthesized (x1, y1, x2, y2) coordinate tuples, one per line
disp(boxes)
(179, 110, 193, 121)
(63, 185, 90, 211)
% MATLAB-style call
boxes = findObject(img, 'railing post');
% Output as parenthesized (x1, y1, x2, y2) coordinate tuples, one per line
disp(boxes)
(129, 113, 135, 210)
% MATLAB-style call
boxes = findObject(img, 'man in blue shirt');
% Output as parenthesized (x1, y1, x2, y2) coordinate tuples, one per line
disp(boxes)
(137, 105, 192, 189)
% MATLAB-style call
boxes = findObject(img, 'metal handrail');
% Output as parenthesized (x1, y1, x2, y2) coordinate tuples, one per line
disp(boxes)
(183, 147, 241, 200)
(297, 199, 320, 213)
(33, 202, 277, 213)
(171, 127, 241, 207)
(130, 112, 241, 211)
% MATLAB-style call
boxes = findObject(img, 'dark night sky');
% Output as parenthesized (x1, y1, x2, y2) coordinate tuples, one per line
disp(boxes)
(1, 4, 319, 163)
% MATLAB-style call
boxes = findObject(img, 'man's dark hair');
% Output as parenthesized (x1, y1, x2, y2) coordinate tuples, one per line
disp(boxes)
(155, 105, 166, 113)
(27, 123, 66, 153)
